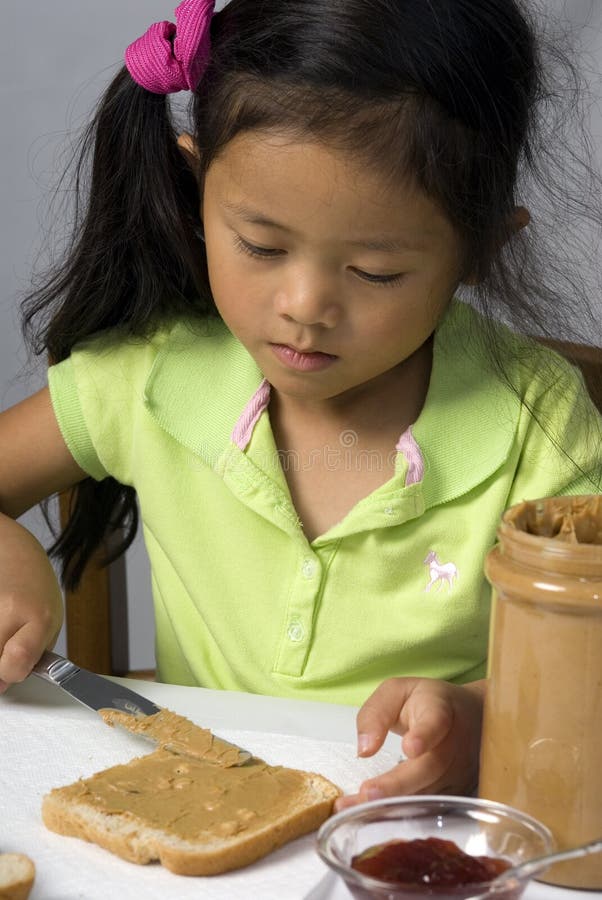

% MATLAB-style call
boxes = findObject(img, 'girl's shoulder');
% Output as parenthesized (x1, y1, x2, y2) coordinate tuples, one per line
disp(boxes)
(48, 314, 238, 432)
(441, 300, 591, 406)
(47, 314, 241, 485)
(65, 314, 231, 377)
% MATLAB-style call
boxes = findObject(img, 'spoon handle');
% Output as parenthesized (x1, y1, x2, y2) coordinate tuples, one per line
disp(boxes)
(500, 837, 602, 885)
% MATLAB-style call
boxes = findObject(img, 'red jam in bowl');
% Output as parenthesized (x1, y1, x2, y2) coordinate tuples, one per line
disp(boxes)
(351, 837, 510, 888)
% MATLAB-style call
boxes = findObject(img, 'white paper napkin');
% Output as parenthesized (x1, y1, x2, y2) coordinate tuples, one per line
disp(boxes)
(0, 705, 398, 900)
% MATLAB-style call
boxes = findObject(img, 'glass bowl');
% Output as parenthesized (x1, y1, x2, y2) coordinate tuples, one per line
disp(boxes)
(316, 795, 554, 900)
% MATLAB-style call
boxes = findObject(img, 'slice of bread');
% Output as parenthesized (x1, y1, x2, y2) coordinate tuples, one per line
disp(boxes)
(42, 749, 340, 875)
(0, 853, 35, 900)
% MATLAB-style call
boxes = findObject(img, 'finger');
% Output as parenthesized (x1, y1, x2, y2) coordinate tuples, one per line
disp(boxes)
(356, 678, 419, 757)
(333, 792, 363, 813)
(357, 753, 450, 801)
(402, 695, 454, 759)
(0, 623, 46, 684)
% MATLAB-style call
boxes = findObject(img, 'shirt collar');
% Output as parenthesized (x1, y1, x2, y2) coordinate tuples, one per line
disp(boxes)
(143, 316, 264, 468)
(143, 302, 521, 506)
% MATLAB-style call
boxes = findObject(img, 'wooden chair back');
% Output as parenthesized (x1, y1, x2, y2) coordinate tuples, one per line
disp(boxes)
(58, 491, 131, 675)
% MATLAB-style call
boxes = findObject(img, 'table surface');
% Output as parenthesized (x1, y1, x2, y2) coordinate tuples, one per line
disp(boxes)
(0, 677, 586, 899)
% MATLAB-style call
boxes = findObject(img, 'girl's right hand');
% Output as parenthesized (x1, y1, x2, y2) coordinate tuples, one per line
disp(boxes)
(0, 515, 63, 693)
(0, 387, 87, 693)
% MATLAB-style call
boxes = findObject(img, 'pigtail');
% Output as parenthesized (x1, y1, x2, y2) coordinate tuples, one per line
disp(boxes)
(53, 480, 138, 592)
(24, 67, 211, 362)
(22, 66, 213, 589)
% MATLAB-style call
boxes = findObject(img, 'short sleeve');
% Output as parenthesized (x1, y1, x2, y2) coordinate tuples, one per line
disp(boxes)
(48, 354, 109, 481)
(47, 327, 169, 486)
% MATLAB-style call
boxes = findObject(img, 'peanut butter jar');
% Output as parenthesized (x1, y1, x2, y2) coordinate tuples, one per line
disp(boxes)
(479, 495, 602, 890)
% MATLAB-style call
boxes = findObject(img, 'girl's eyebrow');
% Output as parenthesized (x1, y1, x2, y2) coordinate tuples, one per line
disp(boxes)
(222, 200, 429, 252)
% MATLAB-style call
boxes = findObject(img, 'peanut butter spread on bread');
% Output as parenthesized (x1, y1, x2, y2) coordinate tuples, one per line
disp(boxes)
(55, 749, 322, 841)
(43, 709, 341, 874)
(99, 708, 246, 766)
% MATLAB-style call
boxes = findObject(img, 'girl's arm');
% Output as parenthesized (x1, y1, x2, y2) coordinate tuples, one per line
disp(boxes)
(0, 388, 87, 690)
(335, 677, 485, 810)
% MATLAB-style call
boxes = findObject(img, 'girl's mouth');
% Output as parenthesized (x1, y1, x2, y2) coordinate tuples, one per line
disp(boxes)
(270, 343, 338, 372)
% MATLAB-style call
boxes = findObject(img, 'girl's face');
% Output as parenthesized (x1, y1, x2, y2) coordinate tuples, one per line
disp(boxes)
(202, 131, 465, 408)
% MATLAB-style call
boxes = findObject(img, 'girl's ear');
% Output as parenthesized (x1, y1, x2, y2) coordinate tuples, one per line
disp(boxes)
(177, 132, 200, 176)
(462, 206, 531, 285)
(512, 206, 531, 232)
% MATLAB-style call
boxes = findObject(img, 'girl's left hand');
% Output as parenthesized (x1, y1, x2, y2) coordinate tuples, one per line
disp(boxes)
(334, 677, 486, 812)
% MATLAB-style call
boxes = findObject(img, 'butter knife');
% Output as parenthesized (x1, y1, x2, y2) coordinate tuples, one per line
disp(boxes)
(32, 650, 251, 765)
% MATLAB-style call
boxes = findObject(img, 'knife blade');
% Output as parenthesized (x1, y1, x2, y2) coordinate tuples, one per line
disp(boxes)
(32, 650, 160, 716)
(32, 650, 251, 764)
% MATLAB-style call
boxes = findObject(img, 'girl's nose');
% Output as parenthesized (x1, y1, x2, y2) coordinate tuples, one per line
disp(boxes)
(274, 268, 341, 329)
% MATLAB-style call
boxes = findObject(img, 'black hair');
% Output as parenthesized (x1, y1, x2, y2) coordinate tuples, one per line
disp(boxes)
(22, 0, 602, 588)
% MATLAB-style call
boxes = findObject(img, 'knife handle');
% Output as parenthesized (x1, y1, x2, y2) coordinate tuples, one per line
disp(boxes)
(31, 650, 80, 685)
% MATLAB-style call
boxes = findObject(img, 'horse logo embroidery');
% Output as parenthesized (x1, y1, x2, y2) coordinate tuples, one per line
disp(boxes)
(423, 550, 458, 592)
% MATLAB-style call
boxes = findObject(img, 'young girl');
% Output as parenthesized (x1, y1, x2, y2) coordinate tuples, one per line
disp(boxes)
(1, 0, 601, 810)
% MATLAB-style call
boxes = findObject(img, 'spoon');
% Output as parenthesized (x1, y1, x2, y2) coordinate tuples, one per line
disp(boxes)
(490, 837, 602, 892)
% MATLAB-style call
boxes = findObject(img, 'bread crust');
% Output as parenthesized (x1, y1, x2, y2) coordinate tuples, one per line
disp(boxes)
(0, 853, 35, 900)
(42, 768, 340, 875)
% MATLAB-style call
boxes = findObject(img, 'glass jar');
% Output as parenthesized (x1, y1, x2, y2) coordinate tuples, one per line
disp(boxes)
(479, 495, 602, 889)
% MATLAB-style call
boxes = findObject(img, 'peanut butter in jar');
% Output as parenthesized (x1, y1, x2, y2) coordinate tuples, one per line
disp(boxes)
(479, 495, 602, 890)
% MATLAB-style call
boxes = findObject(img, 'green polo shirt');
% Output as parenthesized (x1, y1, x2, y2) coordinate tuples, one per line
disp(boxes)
(48, 302, 601, 705)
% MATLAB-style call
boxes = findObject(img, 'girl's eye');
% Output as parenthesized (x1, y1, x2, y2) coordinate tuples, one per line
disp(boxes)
(234, 235, 283, 259)
(233, 236, 404, 286)
(352, 268, 405, 287)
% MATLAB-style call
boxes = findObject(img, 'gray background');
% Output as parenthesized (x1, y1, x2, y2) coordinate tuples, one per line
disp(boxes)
(1, 1, 601, 670)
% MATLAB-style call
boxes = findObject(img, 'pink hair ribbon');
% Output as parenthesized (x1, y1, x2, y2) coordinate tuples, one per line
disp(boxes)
(125, 0, 215, 94)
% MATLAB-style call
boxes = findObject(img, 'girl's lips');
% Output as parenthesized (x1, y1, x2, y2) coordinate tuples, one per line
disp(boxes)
(270, 343, 338, 372)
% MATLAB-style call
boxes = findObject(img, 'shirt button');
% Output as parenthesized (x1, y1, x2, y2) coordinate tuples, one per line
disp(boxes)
(384, 506, 396, 516)
(287, 622, 304, 642)
(302, 558, 317, 578)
